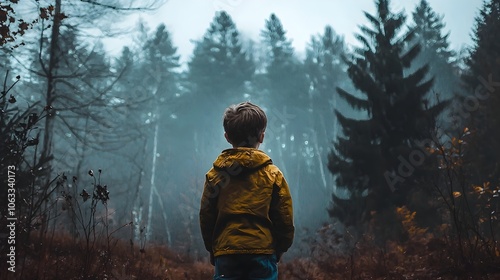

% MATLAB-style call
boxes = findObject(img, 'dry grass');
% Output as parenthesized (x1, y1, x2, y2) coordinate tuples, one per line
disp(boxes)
(280, 239, 500, 280)
(1, 232, 213, 280)
(3, 217, 500, 280)
(279, 206, 500, 280)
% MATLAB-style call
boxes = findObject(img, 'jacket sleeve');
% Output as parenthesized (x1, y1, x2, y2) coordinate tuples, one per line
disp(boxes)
(269, 170, 294, 253)
(199, 175, 218, 253)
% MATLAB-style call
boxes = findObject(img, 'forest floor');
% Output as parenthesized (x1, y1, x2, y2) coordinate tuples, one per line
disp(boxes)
(2, 233, 500, 279)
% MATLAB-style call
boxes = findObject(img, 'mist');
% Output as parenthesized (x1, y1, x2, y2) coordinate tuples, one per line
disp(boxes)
(2, 0, 500, 279)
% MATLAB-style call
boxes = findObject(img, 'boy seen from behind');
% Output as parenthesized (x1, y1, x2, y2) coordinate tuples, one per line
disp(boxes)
(199, 102, 294, 280)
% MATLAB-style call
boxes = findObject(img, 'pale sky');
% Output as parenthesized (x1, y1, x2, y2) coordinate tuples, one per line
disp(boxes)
(105, 0, 484, 64)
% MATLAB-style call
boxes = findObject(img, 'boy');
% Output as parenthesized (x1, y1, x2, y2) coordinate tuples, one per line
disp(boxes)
(199, 102, 294, 280)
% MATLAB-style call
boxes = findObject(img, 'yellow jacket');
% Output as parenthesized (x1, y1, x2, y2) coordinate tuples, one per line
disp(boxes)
(199, 147, 294, 257)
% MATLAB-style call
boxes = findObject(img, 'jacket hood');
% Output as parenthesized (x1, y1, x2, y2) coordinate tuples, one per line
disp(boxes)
(213, 148, 272, 174)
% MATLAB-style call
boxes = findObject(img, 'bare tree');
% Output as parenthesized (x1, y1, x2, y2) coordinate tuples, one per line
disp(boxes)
(2, 0, 168, 244)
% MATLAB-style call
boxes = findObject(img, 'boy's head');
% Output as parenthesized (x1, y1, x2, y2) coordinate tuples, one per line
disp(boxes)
(223, 102, 267, 148)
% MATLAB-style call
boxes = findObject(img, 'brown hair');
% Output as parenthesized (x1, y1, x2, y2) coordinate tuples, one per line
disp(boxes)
(223, 102, 267, 147)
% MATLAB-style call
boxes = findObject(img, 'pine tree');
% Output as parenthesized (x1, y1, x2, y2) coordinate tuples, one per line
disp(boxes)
(142, 24, 180, 100)
(259, 13, 312, 227)
(305, 25, 349, 120)
(411, 0, 460, 108)
(328, 0, 446, 235)
(185, 11, 256, 187)
(305, 26, 351, 191)
(258, 13, 309, 163)
(107, 22, 182, 244)
(142, 23, 180, 244)
(188, 11, 254, 104)
(412, 0, 454, 62)
(260, 13, 308, 108)
(462, 0, 500, 185)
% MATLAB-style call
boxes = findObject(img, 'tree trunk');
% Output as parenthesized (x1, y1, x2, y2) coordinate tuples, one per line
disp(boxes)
(145, 119, 159, 242)
(41, 0, 61, 165)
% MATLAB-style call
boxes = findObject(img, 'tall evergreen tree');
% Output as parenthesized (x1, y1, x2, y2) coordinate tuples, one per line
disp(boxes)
(142, 24, 180, 101)
(260, 14, 308, 108)
(109, 23, 181, 244)
(258, 13, 309, 166)
(411, 0, 460, 108)
(188, 11, 255, 155)
(184, 12, 256, 248)
(412, 0, 454, 62)
(462, 0, 500, 185)
(306, 25, 349, 121)
(305, 26, 351, 191)
(186, 11, 255, 158)
(258, 13, 311, 227)
(142, 23, 180, 245)
(188, 11, 254, 104)
(328, 0, 445, 235)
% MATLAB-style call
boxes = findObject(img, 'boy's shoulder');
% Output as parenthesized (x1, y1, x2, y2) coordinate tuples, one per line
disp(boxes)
(205, 148, 284, 181)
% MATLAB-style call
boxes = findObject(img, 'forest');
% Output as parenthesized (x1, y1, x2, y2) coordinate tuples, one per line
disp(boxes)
(1, 0, 500, 279)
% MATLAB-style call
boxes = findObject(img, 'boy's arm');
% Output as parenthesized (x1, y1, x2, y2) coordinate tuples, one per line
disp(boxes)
(199, 176, 218, 256)
(269, 170, 295, 256)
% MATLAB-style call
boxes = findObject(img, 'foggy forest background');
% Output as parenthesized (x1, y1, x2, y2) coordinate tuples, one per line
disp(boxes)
(1, 0, 500, 278)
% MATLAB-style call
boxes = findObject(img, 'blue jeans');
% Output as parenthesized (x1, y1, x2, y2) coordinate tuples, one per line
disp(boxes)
(214, 254, 278, 280)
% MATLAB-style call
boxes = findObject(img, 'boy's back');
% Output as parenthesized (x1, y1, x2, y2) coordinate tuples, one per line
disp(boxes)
(199, 102, 294, 280)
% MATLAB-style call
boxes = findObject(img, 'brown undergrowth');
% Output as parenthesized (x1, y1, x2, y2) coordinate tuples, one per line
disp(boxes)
(280, 205, 500, 280)
(1, 232, 213, 280)
(3, 216, 500, 280)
